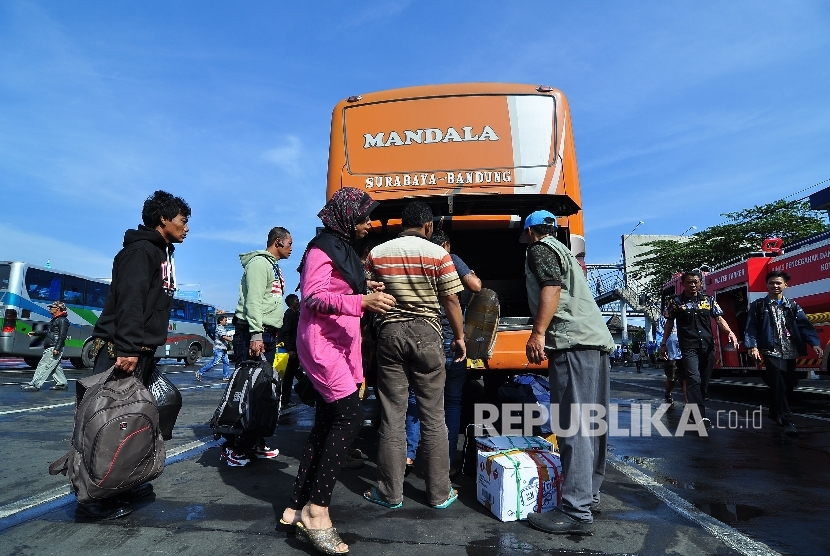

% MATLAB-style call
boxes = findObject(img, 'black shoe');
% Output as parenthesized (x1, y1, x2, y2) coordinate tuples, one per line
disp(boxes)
(75, 499, 132, 521)
(770, 414, 784, 427)
(701, 418, 712, 430)
(527, 508, 594, 535)
(116, 483, 154, 501)
(782, 420, 799, 436)
(49, 384, 68, 391)
(20, 384, 39, 392)
(590, 501, 602, 514)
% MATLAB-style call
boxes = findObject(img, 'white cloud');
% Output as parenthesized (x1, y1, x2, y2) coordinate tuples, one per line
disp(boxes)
(0, 222, 114, 279)
(261, 135, 304, 176)
(342, 0, 412, 28)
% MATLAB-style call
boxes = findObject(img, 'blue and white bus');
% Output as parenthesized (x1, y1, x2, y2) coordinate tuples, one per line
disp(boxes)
(0, 261, 217, 368)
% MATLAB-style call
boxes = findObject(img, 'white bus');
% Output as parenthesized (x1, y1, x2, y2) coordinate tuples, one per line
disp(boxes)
(0, 261, 216, 368)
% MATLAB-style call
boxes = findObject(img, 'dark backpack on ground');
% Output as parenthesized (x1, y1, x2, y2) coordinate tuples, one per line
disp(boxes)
(48, 367, 165, 504)
(210, 359, 281, 439)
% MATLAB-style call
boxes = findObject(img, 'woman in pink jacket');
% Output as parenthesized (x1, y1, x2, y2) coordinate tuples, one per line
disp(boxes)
(280, 188, 395, 555)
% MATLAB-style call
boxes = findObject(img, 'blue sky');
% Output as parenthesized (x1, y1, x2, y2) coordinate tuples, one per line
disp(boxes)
(2, 1, 829, 311)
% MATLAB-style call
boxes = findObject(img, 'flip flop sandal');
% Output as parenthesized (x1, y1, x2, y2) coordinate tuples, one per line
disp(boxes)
(296, 521, 349, 554)
(432, 488, 458, 509)
(363, 486, 402, 509)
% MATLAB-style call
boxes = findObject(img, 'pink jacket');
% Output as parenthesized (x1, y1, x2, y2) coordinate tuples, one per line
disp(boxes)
(297, 246, 364, 403)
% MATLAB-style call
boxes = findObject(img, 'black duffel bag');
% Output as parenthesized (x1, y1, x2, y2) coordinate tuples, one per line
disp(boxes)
(148, 366, 182, 441)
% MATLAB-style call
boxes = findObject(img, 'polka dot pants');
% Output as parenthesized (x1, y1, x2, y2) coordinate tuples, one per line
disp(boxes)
(289, 390, 363, 508)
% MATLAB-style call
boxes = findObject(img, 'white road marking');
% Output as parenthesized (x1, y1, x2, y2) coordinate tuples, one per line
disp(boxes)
(608, 454, 781, 556)
(0, 436, 222, 525)
(0, 402, 75, 415)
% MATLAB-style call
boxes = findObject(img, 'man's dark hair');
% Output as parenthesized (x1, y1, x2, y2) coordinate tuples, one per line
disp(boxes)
(431, 230, 450, 246)
(529, 224, 556, 237)
(401, 201, 433, 229)
(267, 227, 290, 247)
(766, 270, 791, 283)
(142, 190, 191, 228)
(285, 293, 299, 305)
(217, 314, 228, 322)
(681, 270, 702, 283)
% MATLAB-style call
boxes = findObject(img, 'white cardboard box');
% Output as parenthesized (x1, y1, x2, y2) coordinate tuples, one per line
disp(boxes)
(476, 449, 563, 522)
(475, 435, 553, 454)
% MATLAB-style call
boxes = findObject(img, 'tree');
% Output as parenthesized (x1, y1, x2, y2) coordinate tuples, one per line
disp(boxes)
(631, 199, 826, 301)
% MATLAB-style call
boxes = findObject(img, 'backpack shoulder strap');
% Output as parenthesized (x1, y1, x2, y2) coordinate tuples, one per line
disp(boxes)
(48, 450, 72, 476)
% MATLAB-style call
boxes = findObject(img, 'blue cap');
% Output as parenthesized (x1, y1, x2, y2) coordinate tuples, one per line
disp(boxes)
(520, 210, 557, 243)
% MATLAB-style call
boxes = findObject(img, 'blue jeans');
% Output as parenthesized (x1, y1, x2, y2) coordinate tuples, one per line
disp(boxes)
(198, 348, 231, 379)
(404, 349, 467, 466)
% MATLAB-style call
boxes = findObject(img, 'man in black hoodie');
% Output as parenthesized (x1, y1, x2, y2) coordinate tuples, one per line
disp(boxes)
(79, 190, 191, 521)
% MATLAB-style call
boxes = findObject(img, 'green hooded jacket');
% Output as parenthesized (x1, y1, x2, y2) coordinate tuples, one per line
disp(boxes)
(234, 250, 285, 341)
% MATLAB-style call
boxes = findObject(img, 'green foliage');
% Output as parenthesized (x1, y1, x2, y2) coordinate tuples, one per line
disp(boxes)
(632, 199, 826, 300)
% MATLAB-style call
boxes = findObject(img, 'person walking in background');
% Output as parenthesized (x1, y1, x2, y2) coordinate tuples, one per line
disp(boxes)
(656, 312, 686, 406)
(363, 201, 466, 511)
(195, 312, 231, 381)
(404, 229, 481, 477)
(84, 190, 191, 521)
(280, 188, 395, 555)
(661, 270, 737, 430)
(278, 294, 300, 407)
(522, 210, 615, 536)
(225, 226, 292, 467)
(21, 301, 70, 392)
(745, 270, 823, 436)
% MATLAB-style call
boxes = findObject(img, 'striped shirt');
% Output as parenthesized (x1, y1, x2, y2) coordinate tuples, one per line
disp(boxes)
(366, 231, 464, 333)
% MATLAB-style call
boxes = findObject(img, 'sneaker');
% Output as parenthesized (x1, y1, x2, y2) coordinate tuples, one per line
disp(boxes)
(701, 418, 712, 430)
(664, 397, 674, 407)
(20, 384, 38, 392)
(195, 371, 202, 381)
(254, 445, 279, 459)
(49, 384, 68, 391)
(220, 447, 251, 467)
(782, 420, 799, 436)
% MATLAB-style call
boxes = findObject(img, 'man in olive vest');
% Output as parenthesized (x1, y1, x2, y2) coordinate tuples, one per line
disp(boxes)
(522, 210, 615, 536)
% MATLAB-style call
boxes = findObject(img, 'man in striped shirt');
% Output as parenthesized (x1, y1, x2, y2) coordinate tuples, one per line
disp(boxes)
(363, 201, 466, 510)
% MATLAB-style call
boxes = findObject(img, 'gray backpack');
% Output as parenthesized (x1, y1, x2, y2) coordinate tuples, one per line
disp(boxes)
(49, 367, 165, 504)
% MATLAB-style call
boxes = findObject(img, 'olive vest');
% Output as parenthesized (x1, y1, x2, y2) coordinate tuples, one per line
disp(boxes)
(525, 235, 615, 353)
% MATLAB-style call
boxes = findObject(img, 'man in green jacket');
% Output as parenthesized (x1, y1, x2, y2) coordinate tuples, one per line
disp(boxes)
(522, 210, 615, 537)
(223, 226, 293, 467)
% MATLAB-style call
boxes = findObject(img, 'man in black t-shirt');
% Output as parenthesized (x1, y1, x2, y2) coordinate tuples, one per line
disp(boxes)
(661, 271, 737, 429)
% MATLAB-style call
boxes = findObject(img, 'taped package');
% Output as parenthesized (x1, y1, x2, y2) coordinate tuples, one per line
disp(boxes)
(477, 448, 563, 522)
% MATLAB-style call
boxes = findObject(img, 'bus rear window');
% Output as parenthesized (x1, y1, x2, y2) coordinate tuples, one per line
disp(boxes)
(0, 264, 9, 290)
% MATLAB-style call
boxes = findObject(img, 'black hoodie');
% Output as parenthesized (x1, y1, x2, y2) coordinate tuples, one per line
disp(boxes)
(92, 225, 176, 357)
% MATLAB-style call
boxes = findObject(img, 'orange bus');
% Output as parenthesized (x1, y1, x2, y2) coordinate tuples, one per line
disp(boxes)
(327, 83, 585, 372)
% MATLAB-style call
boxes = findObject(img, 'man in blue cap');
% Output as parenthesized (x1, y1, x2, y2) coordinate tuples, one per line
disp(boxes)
(521, 210, 615, 536)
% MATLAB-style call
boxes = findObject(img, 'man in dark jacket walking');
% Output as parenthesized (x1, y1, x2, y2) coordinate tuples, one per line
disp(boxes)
(79, 190, 191, 521)
(745, 270, 822, 435)
(21, 301, 70, 391)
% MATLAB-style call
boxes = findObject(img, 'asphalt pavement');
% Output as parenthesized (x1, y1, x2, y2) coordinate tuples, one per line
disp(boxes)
(1, 359, 829, 556)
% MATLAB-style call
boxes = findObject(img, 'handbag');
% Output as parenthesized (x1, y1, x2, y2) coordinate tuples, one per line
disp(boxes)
(272, 342, 290, 376)
(148, 365, 183, 441)
(293, 367, 318, 407)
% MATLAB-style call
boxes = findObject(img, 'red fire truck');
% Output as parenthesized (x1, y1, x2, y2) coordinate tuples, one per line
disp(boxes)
(661, 231, 830, 384)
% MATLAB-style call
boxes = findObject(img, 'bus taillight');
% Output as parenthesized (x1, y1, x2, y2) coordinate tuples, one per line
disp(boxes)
(2, 309, 16, 333)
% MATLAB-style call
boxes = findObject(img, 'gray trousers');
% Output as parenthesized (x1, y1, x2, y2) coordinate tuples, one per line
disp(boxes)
(30, 348, 67, 388)
(375, 319, 451, 506)
(548, 348, 610, 523)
